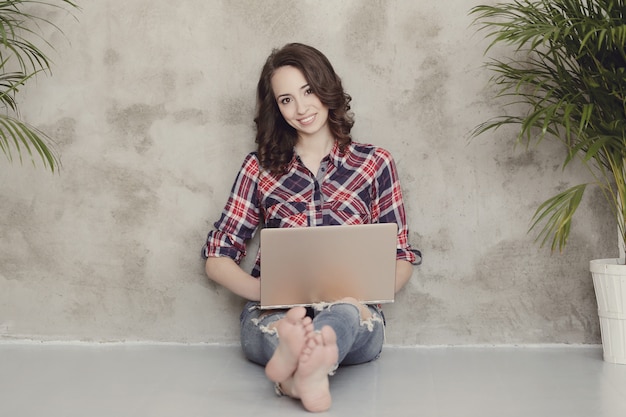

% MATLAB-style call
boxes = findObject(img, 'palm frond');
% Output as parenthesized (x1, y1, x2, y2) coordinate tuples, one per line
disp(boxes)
(530, 183, 588, 252)
(0, 113, 58, 170)
(0, 0, 78, 172)
(470, 0, 626, 252)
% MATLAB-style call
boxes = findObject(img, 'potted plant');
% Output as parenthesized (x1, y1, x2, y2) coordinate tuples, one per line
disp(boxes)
(0, 0, 78, 172)
(470, 0, 626, 363)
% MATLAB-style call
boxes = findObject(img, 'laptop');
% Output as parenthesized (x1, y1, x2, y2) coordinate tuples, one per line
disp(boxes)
(259, 223, 398, 309)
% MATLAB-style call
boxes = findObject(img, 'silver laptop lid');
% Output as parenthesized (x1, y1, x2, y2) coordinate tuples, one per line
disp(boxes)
(259, 223, 397, 309)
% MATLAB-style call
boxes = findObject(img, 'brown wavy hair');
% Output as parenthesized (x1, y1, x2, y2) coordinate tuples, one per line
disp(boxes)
(254, 43, 354, 174)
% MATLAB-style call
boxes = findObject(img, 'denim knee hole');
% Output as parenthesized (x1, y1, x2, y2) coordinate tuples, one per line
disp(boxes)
(250, 317, 279, 337)
(360, 313, 384, 332)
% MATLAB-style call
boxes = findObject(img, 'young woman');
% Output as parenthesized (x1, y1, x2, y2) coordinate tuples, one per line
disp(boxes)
(202, 43, 420, 413)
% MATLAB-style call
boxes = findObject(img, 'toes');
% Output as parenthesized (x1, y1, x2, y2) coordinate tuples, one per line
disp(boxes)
(307, 333, 321, 348)
(301, 332, 322, 359)
(320, 326, 337, 346)
(301, 341, 315, 358)
(303, 321, 314, 335)
(285, 306, 307, 323)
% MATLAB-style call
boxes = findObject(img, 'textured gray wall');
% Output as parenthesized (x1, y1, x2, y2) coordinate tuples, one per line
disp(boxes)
(0, 0, 616, 345)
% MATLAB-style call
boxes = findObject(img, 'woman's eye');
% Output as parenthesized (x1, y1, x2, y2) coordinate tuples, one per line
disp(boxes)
(305, 88, 313, 95)
(280, 97, 291, 105)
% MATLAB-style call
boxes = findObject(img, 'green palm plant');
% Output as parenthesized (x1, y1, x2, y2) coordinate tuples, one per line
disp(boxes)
(0, 0, 77, 172)
(470, 0, 626, 254)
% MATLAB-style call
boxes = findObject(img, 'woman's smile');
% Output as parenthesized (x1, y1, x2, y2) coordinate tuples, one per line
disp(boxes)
(298, 114, 316, 125)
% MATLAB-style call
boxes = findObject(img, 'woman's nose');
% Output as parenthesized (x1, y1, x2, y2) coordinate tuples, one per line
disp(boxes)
(295, 98, 307, 114)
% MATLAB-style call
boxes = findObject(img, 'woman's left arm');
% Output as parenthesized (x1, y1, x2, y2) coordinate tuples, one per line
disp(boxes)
(395, 259, 413, 293)
(372, 148, 419, 292)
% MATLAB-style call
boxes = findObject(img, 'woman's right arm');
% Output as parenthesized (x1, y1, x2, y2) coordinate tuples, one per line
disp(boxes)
(203, 153, 262, 301)
(205, 256, 261, 302)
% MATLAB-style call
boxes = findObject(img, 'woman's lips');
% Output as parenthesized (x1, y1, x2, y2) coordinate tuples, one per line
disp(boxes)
(299, 114, 316, 125)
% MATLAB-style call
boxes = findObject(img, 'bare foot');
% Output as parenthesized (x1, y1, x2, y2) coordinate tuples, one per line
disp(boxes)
(265, 307, 313, 383)
(293, 326, 338, 413)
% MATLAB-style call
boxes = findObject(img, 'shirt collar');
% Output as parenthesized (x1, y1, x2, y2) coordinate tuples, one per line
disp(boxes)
(328, 141, 347, 168)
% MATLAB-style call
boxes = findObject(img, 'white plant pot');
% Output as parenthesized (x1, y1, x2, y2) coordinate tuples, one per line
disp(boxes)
(590, 258, 626, 364)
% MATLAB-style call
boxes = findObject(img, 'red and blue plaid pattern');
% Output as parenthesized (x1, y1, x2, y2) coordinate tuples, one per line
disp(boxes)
(202, 142, 419, 277)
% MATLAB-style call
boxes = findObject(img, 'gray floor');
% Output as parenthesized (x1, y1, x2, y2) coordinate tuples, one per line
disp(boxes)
(1, 343, 626, 416)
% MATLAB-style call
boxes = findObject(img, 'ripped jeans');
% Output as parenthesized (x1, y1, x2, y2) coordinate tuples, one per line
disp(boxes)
(239, 301, 385, 367)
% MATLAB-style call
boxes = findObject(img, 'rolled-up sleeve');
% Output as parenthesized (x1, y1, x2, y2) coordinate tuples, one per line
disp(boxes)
(201, 153, 261, 263)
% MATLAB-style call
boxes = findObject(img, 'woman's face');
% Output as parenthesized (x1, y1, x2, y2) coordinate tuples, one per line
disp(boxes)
(271, 65, 330, 139)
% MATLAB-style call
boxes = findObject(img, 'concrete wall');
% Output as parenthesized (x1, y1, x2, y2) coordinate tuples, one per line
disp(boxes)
(0, 0, 616, 345)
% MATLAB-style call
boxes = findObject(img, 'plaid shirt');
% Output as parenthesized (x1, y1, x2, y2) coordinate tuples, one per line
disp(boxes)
(202, 142, 419, 277)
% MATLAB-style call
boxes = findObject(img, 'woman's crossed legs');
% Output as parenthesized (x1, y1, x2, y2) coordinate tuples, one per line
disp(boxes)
(240, 298, 385, 412)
